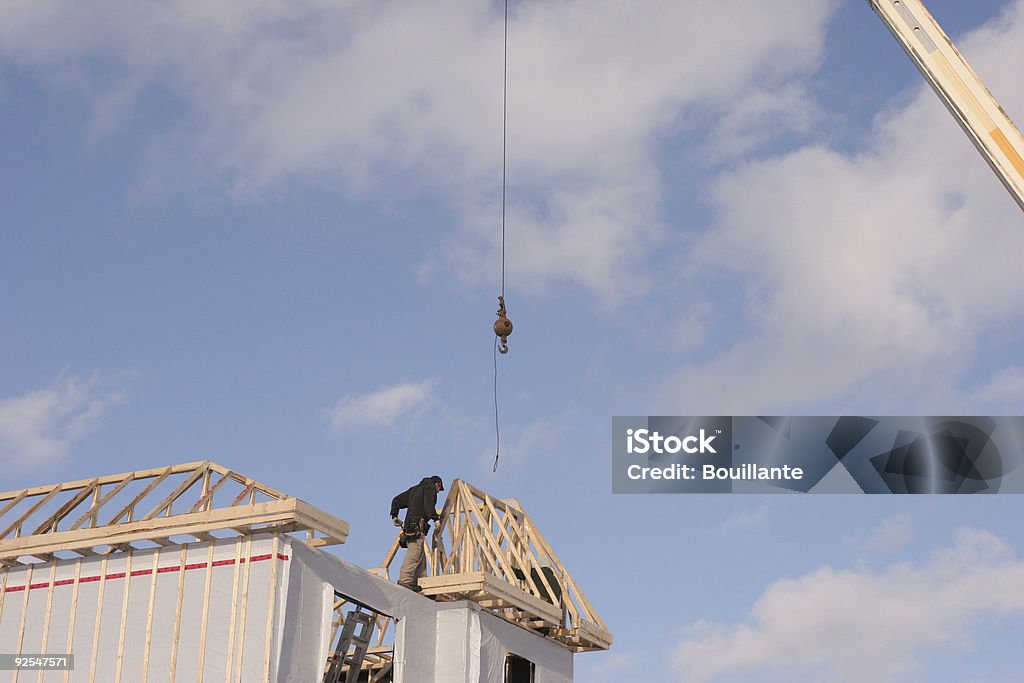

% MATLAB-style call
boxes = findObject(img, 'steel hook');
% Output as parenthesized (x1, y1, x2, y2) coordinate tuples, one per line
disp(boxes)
(494, 296, 513, 354)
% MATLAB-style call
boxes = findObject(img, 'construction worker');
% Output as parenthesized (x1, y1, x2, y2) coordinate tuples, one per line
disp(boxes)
(390, 475, 444, 591)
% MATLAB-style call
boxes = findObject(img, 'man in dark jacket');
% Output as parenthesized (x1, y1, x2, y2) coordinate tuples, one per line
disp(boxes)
(391, 475, 444, 591)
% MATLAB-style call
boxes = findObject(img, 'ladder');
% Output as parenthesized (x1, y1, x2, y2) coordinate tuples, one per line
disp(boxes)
(324, 607, 376, 683)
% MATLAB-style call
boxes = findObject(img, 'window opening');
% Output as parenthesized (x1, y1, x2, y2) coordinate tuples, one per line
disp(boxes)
(505, 653, 536, 683)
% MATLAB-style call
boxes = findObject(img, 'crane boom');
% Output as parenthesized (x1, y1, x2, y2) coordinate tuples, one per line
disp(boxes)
(869, 0, 1024, 212)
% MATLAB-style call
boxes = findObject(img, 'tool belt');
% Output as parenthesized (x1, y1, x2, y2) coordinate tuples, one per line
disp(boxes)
(399, 518, 426, 548)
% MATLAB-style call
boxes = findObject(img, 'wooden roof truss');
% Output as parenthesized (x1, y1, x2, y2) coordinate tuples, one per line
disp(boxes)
(0, 461, 349, 567)
(379, 479, 611, 652)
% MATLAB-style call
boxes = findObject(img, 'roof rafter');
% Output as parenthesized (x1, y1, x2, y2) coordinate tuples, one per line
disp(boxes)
(0, 461, 348, 566)
(379, 479, 612, 652)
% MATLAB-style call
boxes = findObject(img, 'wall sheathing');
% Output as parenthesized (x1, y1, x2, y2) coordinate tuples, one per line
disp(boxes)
(275, 543, 330, 681)
(282, 538, 437, 682)
(429, 602, 572, 683)
(477, 607, 573, 683)
(1, 534, 578, 682)
(0, 535, 285, 682)
(287, 540, 575, 683)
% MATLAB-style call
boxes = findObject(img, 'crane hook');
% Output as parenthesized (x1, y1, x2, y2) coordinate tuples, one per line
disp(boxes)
(493, 296, 512, 354)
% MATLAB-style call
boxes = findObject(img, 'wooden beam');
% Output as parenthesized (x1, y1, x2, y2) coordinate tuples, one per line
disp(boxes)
(69, 474, 136, 530)
(0, 462, 210, 502)
(1, 461, 349, 566)
(107, 466, 174, 525)
(32, 480, 100, 535)
(187, 470, 232, 514)
(141, 464, 208, 521)
(0, 485, 63, 539)
(0, 498, 348, 561)
(0, 489, 28, 519)
(418, 572, 561, 626)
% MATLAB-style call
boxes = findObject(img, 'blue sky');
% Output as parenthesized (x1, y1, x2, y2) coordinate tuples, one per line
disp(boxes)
(2, 0, 1024, 680)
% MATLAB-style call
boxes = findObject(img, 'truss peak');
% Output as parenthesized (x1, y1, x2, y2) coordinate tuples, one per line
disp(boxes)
(381, 479, 612, 652)
(0, 461, 349, 567)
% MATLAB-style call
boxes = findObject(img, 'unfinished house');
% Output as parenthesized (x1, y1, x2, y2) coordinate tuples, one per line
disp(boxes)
(0, 462, 611, 682)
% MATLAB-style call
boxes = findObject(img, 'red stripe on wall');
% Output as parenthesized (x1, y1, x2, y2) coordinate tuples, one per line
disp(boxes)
(2, 552, 290, 593)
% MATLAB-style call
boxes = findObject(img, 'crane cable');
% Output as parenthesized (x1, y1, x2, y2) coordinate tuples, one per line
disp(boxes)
(492, 0, 511, 473)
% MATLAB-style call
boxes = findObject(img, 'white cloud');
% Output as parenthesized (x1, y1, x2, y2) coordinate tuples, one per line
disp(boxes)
(0, 0, 839, 300)
(673, 529, 1024, 683)
(325, 381, 433, 432)
(701, 83, 822, 163)
(864, 515, 914, 554)
(0, 373, 126, 470)
(659, 1, 1024, 413)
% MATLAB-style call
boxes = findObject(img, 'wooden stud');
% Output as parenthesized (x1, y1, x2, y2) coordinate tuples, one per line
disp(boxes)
(224, 538, 242, 683)
(114, 551, 134, 683)
(196, 542, 215, 683)
(13, 562, 34, 683)
(232, 537, 253, 683)
(141, 549, 161, 682)
(88, 556, 108, 683)
(169, 544, 187, 683)
(36, 561, 57, 683)
(0, 568, 6, 637)
(62, 558, 82, 683)
(262, 535, 280, 680)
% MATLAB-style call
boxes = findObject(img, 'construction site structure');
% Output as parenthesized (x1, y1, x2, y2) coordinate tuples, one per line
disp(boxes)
(379, 480, 610, 654)
(869, 0, 1024, 211)
(0, 461, 611, 682)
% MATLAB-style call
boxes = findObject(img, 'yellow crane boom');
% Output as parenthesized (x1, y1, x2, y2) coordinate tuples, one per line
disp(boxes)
(869, 0, 1024, 212)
